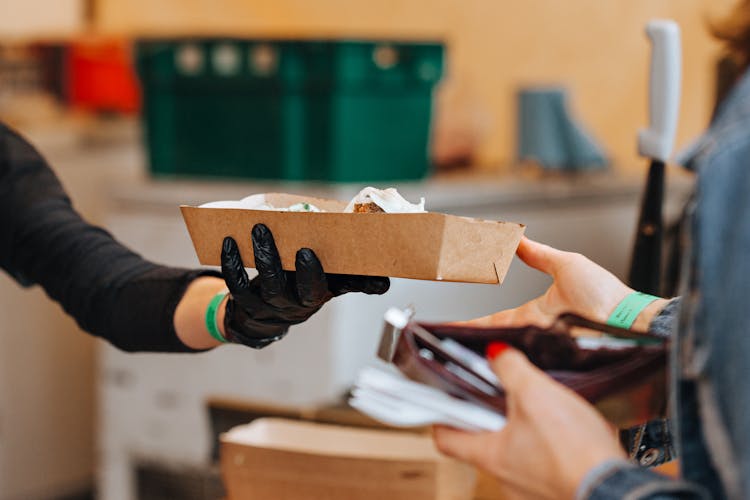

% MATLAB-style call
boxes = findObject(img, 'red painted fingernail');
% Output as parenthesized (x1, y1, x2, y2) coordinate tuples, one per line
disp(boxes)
(486, 342, 510, 361)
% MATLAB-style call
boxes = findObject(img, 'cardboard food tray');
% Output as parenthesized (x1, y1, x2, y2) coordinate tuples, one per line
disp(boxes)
(220, 418, 476, 500)
(181, 193, 525, 284)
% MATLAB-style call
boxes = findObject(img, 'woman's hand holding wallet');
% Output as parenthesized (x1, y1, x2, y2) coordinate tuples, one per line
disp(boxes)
(430, 237, 673, 498)
(433, 345, 626, 500)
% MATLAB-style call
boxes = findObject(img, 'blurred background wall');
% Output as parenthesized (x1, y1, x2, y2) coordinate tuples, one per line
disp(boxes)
(91, 0, 735, 169)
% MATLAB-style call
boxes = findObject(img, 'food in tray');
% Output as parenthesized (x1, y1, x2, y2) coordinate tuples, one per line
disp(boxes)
(344, 187, 426, 214)
(201, 187, 426, 214)
(352, 202, 384, 213)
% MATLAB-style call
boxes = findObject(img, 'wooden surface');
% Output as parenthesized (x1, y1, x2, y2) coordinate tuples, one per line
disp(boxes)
(93, 0, 735, 171)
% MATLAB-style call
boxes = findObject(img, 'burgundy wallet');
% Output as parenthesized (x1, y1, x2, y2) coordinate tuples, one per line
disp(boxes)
(378, 311, 669, 429)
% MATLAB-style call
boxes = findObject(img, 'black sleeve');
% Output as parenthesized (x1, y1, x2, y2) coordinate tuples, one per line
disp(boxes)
(0, 122, 219, 352)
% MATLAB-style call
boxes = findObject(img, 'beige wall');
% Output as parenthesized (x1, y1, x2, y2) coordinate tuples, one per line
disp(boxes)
(0, 0, 85, 39)
(0, 282, 96, 499)
(95, 0, 737, 170)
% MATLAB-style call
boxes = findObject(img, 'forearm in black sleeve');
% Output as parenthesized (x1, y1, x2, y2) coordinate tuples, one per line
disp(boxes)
(0, 122, 217, 352)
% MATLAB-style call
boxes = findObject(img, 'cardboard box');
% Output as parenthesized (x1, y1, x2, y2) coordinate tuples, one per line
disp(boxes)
(220, 418, 476, 500)
(181, 193, 524, 284)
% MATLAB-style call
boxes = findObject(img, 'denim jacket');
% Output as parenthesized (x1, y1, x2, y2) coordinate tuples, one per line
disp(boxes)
(577, 67, 750, 500)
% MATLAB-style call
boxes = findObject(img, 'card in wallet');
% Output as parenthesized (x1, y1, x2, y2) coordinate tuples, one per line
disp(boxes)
(377, 307, 669, 429)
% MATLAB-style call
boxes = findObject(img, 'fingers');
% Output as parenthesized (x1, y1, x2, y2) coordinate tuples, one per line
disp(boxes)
(295, 248, 331, 307)
(294, 248, 390, 305)
(457, 300, 545, 328)
(516, 237, 569, 277)
(251, 224, 288, 303)
(327, 274, 390, 296)
(487, 344, 544, 397)
(221, 236, 251, 295)
(249, 224, 390, 306)
(458, 311, 514, 327)
(460, 304, 526, 328)
(432, 425, 493, 465)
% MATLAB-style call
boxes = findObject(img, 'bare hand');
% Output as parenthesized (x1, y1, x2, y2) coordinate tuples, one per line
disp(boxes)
(468, 237, 633, 327)
(433, 346, 625, 499)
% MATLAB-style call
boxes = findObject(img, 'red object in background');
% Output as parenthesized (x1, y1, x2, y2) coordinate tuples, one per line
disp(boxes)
(68, 39, 140, 113)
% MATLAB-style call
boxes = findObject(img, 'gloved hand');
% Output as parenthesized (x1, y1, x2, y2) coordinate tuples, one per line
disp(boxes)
(221, 223, 390, 348)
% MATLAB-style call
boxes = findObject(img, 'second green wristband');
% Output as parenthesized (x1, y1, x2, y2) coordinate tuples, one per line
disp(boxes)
(607, 292, 660, 329)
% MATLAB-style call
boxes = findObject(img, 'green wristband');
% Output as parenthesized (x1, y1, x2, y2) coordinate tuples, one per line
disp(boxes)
(205, 290, 229, 343)
(607, 292, 660, 329)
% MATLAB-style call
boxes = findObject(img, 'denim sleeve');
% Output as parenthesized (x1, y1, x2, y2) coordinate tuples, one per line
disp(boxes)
(649, 297, 682, 338)
(576, 459, 710, 500)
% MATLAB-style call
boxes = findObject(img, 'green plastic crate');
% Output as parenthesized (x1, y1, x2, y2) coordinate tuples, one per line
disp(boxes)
(298, 41, 443, 182)
(136, 38, 444, 181)
(137, 39, 292, 179)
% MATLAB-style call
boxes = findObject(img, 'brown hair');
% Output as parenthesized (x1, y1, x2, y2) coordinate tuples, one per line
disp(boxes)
(712, 1, 750, 66)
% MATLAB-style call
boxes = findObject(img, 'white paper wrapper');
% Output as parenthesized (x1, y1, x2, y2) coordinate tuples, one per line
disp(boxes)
(200, 194, 322, 212)
(201, 187, 425, 214)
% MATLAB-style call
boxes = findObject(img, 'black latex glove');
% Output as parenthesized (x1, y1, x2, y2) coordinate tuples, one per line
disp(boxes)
(221, 223, 390, 348)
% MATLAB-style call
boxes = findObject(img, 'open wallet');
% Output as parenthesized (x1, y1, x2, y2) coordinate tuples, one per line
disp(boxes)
(352, 307, 669, 431)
